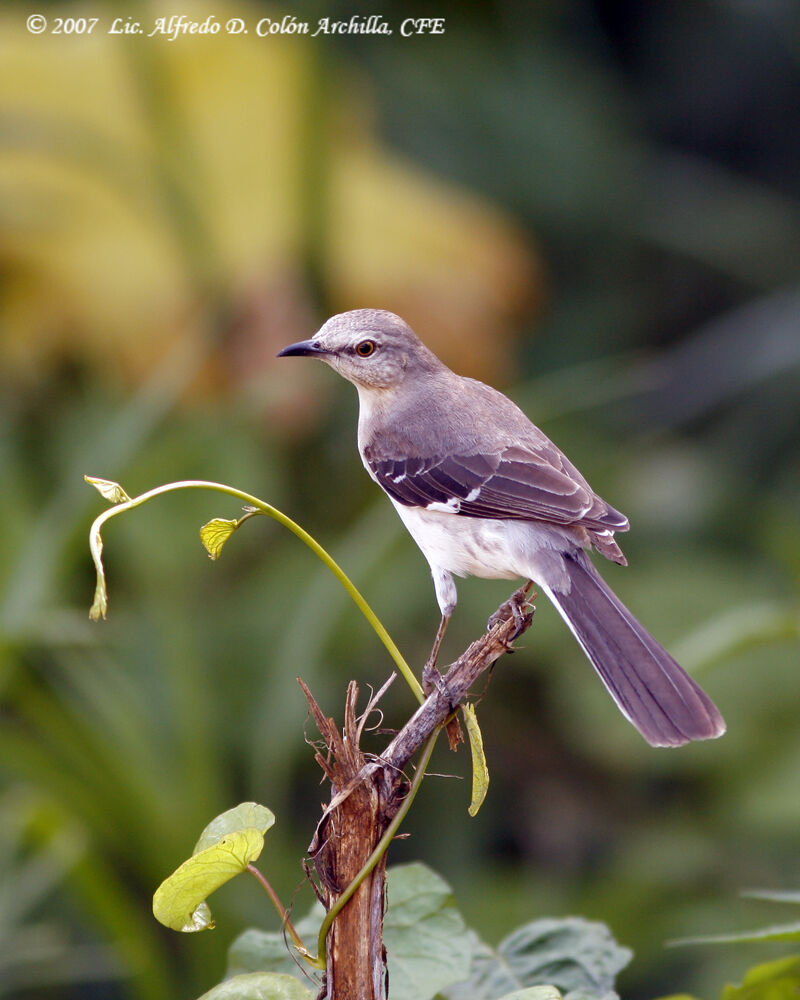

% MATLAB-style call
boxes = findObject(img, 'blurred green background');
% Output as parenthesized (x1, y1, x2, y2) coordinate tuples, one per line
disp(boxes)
(1, 1, 800, 998)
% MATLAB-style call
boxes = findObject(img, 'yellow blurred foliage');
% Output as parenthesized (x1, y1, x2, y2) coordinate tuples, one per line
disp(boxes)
(0, 2, 539, 394)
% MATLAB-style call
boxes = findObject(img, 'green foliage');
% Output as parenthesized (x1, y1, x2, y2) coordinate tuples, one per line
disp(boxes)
(0, 787, 123, 995)
(153, 803, 274, 933)
(221, 864, 800, 1000)
(443, 916, 632, 1000)
(383, 863, 474, 1000)
(721, 956, 800, 1000)
(225, 862, 475, 997)
(675, 925, 800, 948)
(220, 861, 630, 1000)
(659, 894, 800, 1000)
(227, 910, 326, 980)
(655, 956, 800, 1000)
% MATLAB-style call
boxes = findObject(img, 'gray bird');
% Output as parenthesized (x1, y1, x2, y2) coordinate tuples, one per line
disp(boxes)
(278, 309, 725, 747)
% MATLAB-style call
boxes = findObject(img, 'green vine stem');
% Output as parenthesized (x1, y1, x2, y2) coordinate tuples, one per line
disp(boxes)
(86, 477, 424, 703)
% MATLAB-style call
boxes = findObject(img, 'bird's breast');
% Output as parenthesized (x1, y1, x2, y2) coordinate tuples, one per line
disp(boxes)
(388, 501, 522, 580)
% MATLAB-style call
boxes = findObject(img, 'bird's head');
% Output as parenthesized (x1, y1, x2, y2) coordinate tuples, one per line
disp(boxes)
(277, 309, 443, 390)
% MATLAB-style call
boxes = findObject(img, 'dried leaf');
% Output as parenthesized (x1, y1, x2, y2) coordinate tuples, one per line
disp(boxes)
(84, 476, 131, 504)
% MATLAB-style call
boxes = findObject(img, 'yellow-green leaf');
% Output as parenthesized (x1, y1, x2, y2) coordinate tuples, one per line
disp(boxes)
(721, 956, 800, 1000)
(200, 518, 239, 560)
(462, 702, 489, 817)
(84, 475, 131, 504)
(194, 802, 276, 854)
(153, 828, 265, 932)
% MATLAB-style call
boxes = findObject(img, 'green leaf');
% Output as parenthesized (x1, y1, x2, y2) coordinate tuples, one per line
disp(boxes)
(671, 888, 800, 947)
(671, 922, 800, 946)
(227, 904, 325, 978)
(153, 828, 265, 932)
(462, 702, 489, 817)
(384, 862, 473, 1000)
(742, 890, 800, 905)
(200, 517, 239, 560)
(197, 972, 314, 999)
(444, 918, 632, 1000)
(721, 955, 800, 1000)
(84, 475, 131, 504)
(194, 802, 276, 854)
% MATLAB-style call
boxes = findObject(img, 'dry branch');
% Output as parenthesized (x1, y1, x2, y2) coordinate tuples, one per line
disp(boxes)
(299, 585, 535, 1000)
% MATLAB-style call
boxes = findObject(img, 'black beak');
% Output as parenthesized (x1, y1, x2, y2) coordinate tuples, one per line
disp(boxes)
(276, 339, 327, 358)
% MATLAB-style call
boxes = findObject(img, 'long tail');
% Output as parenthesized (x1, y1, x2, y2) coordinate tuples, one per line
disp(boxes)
(540, 551, 725, 747)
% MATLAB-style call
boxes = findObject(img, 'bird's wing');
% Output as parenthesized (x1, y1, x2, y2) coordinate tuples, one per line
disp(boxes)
(365, 444, 628, 532)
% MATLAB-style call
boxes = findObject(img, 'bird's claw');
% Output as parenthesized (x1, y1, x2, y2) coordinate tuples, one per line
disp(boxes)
(422, 660, 447, 698)
(487, 584, 535, 647)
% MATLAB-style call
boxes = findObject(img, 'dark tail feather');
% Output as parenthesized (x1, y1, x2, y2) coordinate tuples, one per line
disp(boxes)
(542, 551, 725, 747)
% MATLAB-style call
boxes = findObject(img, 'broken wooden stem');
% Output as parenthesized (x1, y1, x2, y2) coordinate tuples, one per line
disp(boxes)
(302, 583, 535, 1000)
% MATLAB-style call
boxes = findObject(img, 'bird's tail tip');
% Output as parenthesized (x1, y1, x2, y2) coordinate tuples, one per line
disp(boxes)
(544, 552, 726, 748)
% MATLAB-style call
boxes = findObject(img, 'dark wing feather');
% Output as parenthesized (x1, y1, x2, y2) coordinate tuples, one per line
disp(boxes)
(365, 444, 628, 532)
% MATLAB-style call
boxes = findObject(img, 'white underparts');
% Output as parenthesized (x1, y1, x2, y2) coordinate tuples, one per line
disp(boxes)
(389, 500, 580, 616)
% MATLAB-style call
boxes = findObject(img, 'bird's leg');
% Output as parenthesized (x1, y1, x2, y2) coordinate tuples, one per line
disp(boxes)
(421, 613, 464, 750)
(487, 581, 535, 645)
(422, 614, 450, 696)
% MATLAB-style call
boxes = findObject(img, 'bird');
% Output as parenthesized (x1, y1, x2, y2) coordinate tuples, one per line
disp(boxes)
(277, 309, 725, 747)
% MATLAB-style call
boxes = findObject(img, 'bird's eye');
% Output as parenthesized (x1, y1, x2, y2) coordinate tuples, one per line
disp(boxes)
(355, 340, 376, 357)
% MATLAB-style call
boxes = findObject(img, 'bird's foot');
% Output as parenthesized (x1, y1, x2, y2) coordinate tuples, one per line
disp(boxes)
(422, 659, 447, 698)
(487, 583, 535, 647)
(422, 653, 462, 747)
(421, 614, 450, 696)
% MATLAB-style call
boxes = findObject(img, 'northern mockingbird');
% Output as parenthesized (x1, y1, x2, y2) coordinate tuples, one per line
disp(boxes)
(278, 309, 725, 747)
